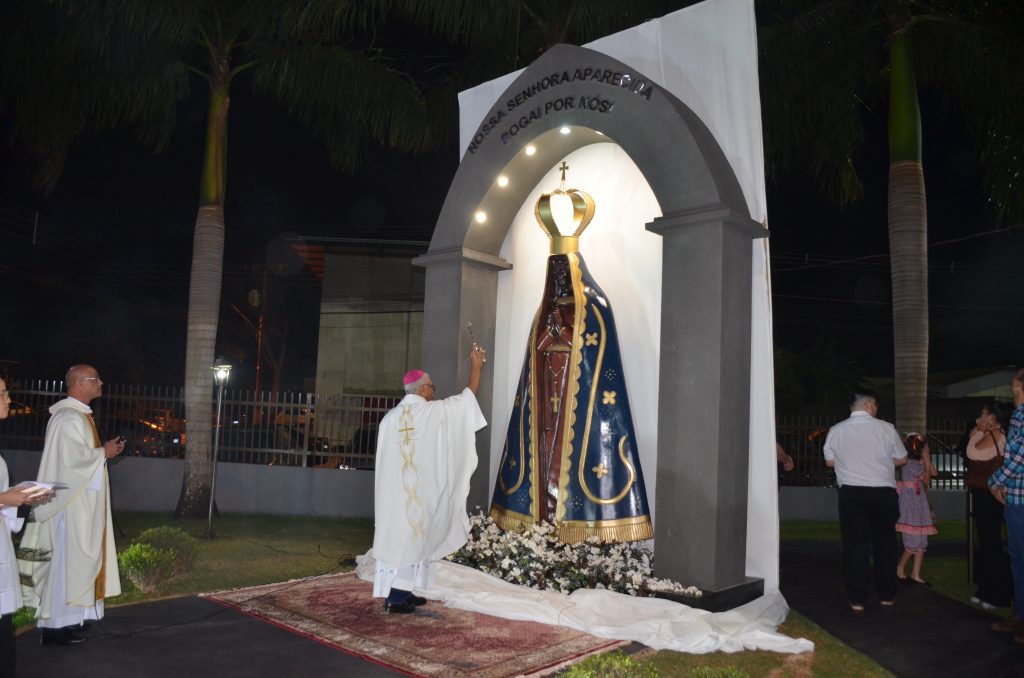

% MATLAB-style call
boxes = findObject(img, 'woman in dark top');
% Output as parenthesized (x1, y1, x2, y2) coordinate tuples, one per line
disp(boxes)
(966, 401, 1013, 609)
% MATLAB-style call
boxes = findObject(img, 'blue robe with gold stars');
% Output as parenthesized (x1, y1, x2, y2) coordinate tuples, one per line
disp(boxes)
(489, 251, 653, 543)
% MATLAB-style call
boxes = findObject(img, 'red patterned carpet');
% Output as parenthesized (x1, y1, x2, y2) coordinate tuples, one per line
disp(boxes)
(203, 572, 626, 677)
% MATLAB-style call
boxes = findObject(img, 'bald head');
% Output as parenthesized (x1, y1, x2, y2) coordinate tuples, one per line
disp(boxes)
(66, 364, 104, 403)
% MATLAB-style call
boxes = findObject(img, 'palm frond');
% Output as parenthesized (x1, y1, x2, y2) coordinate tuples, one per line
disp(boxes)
(282, 0, 388, 40)
(758, 0, 884, 206)
(51, 0, 206, 46)
(912, 3, 1024, 220)
(248, 45, 434, 172)
(0, 0, 194, 191)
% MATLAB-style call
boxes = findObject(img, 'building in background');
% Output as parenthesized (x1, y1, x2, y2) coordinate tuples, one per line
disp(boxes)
(291, 237, 427, 395)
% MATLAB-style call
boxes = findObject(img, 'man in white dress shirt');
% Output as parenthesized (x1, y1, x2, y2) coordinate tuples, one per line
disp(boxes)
(823, 392, 907, 611)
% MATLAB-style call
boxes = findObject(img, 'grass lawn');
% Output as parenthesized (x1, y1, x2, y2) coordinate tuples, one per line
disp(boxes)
(111, 512, 375, 603)
(639, 610, 893, 676)
(781, 519, 967, 542)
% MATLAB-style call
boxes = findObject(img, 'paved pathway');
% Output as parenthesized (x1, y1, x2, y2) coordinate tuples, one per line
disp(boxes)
(14, 596, 402, 677)
(14, 540, 1024, 677)
(780, 539, 1024, 677)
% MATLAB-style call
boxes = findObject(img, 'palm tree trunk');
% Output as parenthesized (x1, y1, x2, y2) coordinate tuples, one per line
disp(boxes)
(888, 161, 928, 433)
(176, 204, 225, 516)
(176, 71, 231, 518)
(887, 25, 928, 433)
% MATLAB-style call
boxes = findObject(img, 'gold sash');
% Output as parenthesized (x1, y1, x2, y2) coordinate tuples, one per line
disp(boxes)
(82, 412, 106, 601)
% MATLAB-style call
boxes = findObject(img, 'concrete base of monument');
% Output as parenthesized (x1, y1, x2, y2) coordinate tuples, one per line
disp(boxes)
(655, 577, 764, 612)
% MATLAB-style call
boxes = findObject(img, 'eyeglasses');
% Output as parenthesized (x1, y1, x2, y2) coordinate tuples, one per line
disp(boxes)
(79, 377, 102, 383)
(0, 390, 8, 398)
(424, 383, 435, 389)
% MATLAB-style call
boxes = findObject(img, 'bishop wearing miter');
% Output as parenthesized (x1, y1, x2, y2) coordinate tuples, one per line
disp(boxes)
(371, 347, 488, 613)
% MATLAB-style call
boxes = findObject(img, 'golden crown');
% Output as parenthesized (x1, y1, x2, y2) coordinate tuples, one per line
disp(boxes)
(534, 161, 595, 255)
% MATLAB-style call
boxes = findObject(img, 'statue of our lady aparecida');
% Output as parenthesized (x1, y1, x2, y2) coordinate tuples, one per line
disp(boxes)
(489, 166, 653, 543)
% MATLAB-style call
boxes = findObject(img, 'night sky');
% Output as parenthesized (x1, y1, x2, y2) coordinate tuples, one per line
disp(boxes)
(0, 83, 457, 387)
(1, 72, 1020, 390)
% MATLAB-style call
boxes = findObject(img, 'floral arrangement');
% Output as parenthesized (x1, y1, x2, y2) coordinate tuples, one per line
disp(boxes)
(447, 511, 702, 598)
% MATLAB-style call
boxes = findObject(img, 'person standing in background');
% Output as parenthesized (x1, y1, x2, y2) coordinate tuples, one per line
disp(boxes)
(1, 377, 54, 675)
(989, 368, 1024, 642)
(823, 393, 908, 612)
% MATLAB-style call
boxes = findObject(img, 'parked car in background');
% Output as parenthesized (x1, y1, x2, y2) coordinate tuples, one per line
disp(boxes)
(7, 401, 32, 416)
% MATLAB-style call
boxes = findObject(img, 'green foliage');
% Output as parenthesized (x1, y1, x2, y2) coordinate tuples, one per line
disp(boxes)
(13, 606, 34, 629)
(109, 512, 374, 605)
(773, 342, 867, 416)
(563, 650, 658, 678)
(757, 0, 1024, 221)
(0, 0, 443, 192)
(687, 668, 749, 678)
(117, 542, 176, 593)
(134, 526, 197, 575)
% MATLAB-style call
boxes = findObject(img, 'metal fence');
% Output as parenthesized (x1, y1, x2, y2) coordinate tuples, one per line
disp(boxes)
(1, 380, 973, 487)
(777, 413, 970, 489)
(0, 380, 400, 469)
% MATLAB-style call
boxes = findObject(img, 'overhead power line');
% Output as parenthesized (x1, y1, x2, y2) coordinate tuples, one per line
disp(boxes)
(772, 222, 1024, 273)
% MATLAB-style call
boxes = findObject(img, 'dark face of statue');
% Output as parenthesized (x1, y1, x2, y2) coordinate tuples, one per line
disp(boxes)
(548, 256, 572, 300)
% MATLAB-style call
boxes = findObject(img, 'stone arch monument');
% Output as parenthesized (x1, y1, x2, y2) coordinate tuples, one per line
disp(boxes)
(414, 43, 768, 606)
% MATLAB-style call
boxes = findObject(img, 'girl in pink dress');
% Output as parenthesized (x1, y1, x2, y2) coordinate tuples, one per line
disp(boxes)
(896, 433, 937, 584)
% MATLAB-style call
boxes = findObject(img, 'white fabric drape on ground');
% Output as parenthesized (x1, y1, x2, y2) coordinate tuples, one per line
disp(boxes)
(356, 553, 812, 654)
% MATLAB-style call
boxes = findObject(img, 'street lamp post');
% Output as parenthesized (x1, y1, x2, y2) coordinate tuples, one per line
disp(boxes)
(208, 359, 232, 539)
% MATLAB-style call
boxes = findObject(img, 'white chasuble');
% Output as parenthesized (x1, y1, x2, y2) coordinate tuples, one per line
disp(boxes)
(19, 397, 120, 624)
(0, 457, 25, 615)
(372, 388, 486, 596)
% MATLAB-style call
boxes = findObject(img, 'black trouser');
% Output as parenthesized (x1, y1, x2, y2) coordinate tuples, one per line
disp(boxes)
(838, 485, 900, 604)
(1, 613, 14, 678)
(971, 488, 1014, 607)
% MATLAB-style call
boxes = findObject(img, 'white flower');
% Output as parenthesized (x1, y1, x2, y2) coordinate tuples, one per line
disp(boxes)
(453, 510, 701, 598)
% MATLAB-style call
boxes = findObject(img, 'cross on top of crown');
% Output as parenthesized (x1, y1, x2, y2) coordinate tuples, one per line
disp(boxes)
(558, 161, 569, 190)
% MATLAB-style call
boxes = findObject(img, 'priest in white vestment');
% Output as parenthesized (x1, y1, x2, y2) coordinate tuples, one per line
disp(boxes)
(372, 346, 488, 613)
(0, 451, 26, 674)
(19, 365, 124, 646)
(2, 377, 56, 670)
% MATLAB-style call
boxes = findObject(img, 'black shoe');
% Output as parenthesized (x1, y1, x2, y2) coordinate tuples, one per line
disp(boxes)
(382, 600, 416, 614)
(40, 627, 88, 646)
(408, 595, 428, 606)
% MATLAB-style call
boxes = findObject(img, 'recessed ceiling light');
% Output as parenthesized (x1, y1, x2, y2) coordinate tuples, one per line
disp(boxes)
(595, 130, 605, 136)
(474, 211, 487, 223)
(497, 175, 509, 187)
(525, 145, 537, 156)
(559, 126, 571, 135)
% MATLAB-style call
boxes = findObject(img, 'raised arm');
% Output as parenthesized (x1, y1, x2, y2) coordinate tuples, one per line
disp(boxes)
(467, 345, 487, 395)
